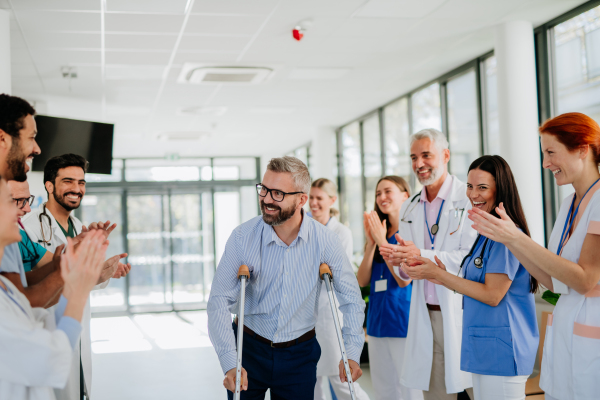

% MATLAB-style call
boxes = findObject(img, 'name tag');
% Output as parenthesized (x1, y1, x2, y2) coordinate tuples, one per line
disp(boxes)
(375, 279, 387, 292)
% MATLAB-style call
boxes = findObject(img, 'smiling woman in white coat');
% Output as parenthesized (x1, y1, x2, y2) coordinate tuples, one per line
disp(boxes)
(0, 177, 108, 400)
(380, 129, 477, 400)
(309, 178, 371, 400)
(469, 112, 600, 400)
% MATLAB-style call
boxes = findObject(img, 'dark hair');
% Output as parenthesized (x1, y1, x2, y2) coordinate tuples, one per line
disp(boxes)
(371, 176, 411, 258)
(43, 154, 89, 190)
(468, 155, 539, 293)
(0, 94, 36, 138)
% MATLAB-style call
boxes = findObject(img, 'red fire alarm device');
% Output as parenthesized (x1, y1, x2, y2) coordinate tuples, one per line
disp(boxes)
(292, 27, 304, 41)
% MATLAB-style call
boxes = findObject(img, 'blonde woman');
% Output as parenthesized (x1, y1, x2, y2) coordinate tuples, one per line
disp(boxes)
(310, 178, 370, 400)
(357, 176, 422, 400)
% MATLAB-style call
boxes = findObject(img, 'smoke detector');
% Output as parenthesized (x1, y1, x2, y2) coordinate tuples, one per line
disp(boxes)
(178, 64, 274, 84)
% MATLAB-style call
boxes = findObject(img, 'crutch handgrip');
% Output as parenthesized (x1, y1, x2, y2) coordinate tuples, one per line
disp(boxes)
(238, 265, 250, 280)
(319, 263, 332, 280)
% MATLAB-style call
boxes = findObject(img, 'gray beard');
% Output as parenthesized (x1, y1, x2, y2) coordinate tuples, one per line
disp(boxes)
(416, 166, 443, 186)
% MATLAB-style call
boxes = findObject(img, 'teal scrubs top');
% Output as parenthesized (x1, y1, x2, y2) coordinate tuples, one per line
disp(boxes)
(366, 232, 412, 338)
(18, 229, 47, 272)
(460, 235, 539, 376)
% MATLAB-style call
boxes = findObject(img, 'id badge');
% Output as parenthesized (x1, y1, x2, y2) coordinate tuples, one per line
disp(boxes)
(374, 279, 387, 292)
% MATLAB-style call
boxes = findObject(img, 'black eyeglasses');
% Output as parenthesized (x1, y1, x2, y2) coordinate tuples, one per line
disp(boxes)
(13, 195, 35, 210)
(256, 184, 303, 202)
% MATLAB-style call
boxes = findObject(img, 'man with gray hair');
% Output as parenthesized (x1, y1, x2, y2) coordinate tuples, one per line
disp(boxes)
(379, 129, 477, 400)
(208, 156, 366, 399)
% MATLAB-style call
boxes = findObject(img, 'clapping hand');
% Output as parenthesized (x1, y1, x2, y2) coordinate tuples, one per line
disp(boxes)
(379, 234, 420, 265)
(402, 255, 446, 285)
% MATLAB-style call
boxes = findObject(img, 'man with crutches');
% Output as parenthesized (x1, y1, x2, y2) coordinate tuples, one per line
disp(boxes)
(207, 156, 366, 400)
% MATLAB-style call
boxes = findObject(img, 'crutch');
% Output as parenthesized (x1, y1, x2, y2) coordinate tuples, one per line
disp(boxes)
(319, 263, 357, 400)
(235, 265, 250, 400)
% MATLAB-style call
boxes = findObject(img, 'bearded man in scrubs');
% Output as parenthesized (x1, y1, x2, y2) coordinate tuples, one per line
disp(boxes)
(379, 128, 476, 400)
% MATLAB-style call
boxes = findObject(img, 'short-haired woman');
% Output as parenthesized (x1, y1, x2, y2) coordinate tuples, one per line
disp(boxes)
(468, 112, 600, 400)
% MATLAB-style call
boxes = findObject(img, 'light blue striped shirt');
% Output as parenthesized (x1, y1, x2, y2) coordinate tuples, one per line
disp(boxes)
(207, 213, 366, 374)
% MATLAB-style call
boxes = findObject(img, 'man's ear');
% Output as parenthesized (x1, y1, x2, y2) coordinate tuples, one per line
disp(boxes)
(45, 181, 54, 195)
(443, 148, 451, 164)
(298, 193, 309, 209)
(0, 129, 12, 152)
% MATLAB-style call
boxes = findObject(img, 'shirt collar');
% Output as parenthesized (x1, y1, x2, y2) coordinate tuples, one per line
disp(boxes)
(420, 174, 453, 204)
(261, 209, 310, 247)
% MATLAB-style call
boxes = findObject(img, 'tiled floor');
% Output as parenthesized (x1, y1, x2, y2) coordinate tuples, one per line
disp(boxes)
(91, 311, 375, 400)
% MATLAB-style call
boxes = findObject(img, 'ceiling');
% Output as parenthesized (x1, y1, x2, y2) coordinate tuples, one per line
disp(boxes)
(3, 0, 588, 159)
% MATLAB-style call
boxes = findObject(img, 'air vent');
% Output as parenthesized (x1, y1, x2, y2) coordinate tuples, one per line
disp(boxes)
(178, 64, 274, 85)
(156, 131, 210, 141)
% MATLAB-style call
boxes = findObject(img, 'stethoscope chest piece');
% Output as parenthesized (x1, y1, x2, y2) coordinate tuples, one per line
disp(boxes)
(474, 257, 483, 268)
(431, 224, 439, 235)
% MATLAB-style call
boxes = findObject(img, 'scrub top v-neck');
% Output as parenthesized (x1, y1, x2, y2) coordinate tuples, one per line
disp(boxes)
(367, 232, 412, 338)
(460, 235, 539, 377)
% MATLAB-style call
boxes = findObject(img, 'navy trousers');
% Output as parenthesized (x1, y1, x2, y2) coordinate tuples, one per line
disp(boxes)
(227, 322, 321, 400)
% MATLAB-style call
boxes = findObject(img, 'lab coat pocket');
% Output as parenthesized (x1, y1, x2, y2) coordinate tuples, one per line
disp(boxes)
(468, 326, 516, 375)
(572, 312, 600, 398)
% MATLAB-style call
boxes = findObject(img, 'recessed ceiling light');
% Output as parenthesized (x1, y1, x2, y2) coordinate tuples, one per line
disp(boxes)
(106, 0, 190, 14)
(178, 107, 228, 117)
(288, 68, 350, 80)
(156, 131, 210, 141)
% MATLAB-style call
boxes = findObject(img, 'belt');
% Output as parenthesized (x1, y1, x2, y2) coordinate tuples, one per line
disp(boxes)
(427, 304, 441, 311)
(233, 320, 315, 348)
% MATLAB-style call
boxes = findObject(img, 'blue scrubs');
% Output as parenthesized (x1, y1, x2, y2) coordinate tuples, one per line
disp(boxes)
(367, 233, 412, 338)
(18, 229, 46, 272)
(460, 235, 539, 376)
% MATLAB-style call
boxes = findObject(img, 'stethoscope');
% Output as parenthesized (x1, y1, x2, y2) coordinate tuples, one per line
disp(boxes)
(38, 203, 78, 247)
(18, 220, 40, 264)
(400, 192, 465, 236)
(456, 234, 490, 280)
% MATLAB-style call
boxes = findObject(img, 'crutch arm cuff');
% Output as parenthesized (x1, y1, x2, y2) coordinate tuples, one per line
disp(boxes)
(237, 264, 250, 279)
(319, 263, 332, 280)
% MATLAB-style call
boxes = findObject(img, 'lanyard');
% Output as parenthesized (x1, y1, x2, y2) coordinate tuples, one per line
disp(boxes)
(556, 178, 600, 255)
(424, 200, 445, 250)
(0, 282, 28, 316)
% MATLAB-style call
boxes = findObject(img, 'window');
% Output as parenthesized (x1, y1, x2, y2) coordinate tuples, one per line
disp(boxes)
(551, 5, 600, 201)
(411, 83, 441, 133)
(339, 122, 364, 257)
(553, 5, 600, 121)
(383, 98, 411, 182)
(447, 69, 481, 182)
(482, 56, 500, 154)
(362, 114, 382, 211)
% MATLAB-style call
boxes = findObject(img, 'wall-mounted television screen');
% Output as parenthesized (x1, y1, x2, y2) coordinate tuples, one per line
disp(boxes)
(31, 115, 114, 175)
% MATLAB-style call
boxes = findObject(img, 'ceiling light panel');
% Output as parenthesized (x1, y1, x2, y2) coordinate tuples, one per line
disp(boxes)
(10, 0, 100, 11)
(353, 0, 447, 19)
(189, 0, 279, 15)
(105, 14, 185, 33)
(178, 64, 274, 84)
(105, 66, 166, 80)
(106, 0, 190, 14)
(288, 68, 350, 80)
(184, 15, 264, 35)
(14, 10, 101, 31)
(104, 33, 178, 50)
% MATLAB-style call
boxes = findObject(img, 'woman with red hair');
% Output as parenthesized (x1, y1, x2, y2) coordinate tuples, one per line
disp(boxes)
(468, 112, 600, 400)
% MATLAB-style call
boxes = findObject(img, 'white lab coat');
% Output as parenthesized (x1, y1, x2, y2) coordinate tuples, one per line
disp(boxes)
(22, 203, 108, 400)
(396, 176, 476, 394)
(540, 188, 600, 400)
(315, 216, 353, 376)
(0, 275, 73, 400)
